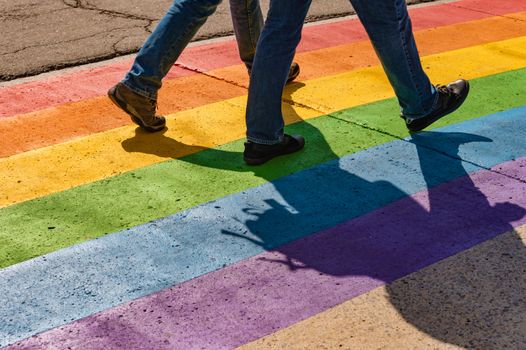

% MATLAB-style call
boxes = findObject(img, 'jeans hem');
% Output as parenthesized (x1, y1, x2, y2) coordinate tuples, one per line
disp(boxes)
(246, 135, 283, 145)
(402, 86, 439, 120)
(121, 80, 158, 101)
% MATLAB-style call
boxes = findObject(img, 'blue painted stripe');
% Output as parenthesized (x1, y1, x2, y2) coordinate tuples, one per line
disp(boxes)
(1, 106, 525, 346)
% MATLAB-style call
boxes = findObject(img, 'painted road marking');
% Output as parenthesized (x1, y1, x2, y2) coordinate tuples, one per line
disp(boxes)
(1, 106, 526, 346)
(2, 0, 526, 347)
(1, 36, 526, 208)
(240, 226, 526, 350)
(1, 69, 525, 270)
(5, 156, 525, 349)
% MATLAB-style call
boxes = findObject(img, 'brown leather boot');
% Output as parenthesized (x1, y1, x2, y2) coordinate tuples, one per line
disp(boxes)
(108, 83, 166, 132)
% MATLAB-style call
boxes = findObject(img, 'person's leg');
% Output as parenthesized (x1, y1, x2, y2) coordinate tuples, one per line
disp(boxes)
(245, 0, 311, 146)
(350, 0, 469, 132)
(350, 0, 437, 119)
(229, 0, 264, 71)
(230, 0, 301, 82)
(108, 0, 221, 132)
(122, 0, 222, 100)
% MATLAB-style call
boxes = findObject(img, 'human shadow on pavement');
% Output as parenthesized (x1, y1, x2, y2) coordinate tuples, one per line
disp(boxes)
(182, 121, 525, 347)
(384, 132, 526, 349)
(218, 129, 525, 348)
(119, 82, 526, 348)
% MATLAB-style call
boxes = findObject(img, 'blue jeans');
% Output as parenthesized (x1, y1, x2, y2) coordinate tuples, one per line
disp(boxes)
(246, 0, 438, 145)
(122, 0, 264, 100)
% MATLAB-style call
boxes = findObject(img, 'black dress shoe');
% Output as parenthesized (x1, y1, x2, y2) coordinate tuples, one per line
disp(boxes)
(243, 134, 305, 166)
(403, 79, 470, 132)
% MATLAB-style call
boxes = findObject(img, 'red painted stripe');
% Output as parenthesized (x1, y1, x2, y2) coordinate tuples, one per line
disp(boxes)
(1, 0, 525, 119)
(456, 0, 526, 13)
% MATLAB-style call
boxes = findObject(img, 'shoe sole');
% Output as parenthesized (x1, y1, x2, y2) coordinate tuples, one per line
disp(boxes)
(408, 81, 470, 133)
(107, 86, 166, 133)
(244, 139, 305, 166)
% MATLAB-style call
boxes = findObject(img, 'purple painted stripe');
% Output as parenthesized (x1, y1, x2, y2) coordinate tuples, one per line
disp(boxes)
(7, 158, 526, 350)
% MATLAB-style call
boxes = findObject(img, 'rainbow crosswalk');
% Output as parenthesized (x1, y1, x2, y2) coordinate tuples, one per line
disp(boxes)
(1, 0, 526, 348)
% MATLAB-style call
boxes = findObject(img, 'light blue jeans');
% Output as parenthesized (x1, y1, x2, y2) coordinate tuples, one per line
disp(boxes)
(246, 0, 439, 144)
(122, 0, 263, 100)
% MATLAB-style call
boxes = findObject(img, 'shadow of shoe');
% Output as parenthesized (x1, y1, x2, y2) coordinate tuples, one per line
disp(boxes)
(121, 127, 206, 159)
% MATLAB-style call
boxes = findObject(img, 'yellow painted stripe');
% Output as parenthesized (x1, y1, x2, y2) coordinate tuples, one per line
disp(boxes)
(238, 225, 526, 350)
(2, 36, 526, 208)
(289, 36, 526, 114)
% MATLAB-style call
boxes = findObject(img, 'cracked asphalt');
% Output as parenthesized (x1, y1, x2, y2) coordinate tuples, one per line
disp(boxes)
(0, 0, 432, 81)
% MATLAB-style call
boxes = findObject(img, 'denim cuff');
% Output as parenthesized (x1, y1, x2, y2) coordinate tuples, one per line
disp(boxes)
(403, 86, 440, 121)
(246, 134, 284, 145)
(121, 80, 158, 101)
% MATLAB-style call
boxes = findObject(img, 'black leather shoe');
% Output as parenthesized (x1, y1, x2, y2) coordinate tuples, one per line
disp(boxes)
(403, 79, 470, 132)
(244, 134, 305, 166)
(108, 83, 166, 132)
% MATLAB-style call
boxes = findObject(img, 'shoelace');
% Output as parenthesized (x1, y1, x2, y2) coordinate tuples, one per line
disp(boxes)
(402, 84, 455, 124)
(436, 84, 456, 111)
(147, 98, 160, 117)
(436, 84, 452, 96)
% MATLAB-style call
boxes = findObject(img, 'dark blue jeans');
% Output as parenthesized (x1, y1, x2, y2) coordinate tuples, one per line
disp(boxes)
(122, 0, 263, 100)
(246, 0, 438, 144)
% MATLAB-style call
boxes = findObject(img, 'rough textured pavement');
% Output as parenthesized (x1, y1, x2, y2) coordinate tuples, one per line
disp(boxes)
(2, 0, 526, 348)
(0, 0, 433, 81)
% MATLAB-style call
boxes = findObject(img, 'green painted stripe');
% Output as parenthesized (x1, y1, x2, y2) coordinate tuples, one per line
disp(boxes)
(1, 68, 525, 269)
(333, 68, 526, 136)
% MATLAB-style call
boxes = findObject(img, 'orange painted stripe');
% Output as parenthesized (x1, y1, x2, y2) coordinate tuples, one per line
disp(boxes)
(1, 13, 526, 159)
(1, 76, 246, 158)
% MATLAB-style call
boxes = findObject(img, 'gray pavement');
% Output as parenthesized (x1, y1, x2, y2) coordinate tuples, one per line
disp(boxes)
(1, 0, 432, 81)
